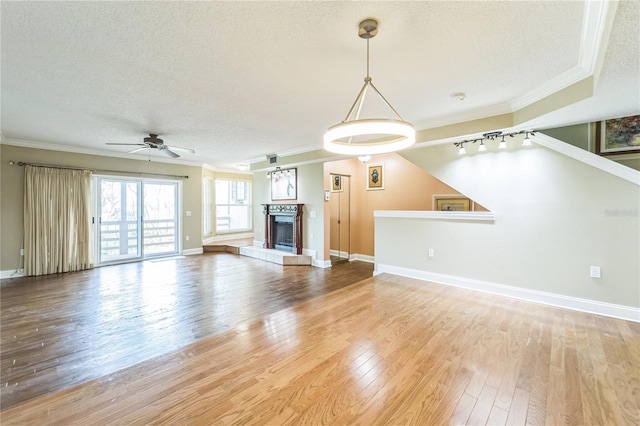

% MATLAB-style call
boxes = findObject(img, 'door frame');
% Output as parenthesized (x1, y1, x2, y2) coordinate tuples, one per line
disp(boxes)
(93, 175, 182, 266)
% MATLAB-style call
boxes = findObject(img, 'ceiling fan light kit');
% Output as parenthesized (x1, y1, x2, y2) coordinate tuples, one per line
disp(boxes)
(324, 18, 416, 156)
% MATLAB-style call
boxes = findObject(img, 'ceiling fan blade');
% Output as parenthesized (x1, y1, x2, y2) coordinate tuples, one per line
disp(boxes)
(106, 143, 146, 146)
(167, 145, 195, 154)
(161, 148, 180, 158)
(128, 147, 148, 154)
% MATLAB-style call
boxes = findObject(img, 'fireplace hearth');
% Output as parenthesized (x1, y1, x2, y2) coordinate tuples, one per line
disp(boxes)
(263, 204, 303, 254)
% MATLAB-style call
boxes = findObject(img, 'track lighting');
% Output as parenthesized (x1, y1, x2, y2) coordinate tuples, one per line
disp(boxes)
(267, 166, 289, 178)
(453, 130, 535, 155)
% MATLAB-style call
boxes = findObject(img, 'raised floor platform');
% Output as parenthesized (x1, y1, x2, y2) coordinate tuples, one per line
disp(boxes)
(203, 238, 311, 266)
(203, 238, 254, 254)
(239, 246, 312, 266)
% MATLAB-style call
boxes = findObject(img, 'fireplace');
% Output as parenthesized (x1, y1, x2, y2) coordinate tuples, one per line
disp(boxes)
(263, 204, 303, 254)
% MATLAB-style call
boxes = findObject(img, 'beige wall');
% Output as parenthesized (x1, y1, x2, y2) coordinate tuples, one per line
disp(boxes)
(0, 145, 203, 271)
(324, 153, 470, 258)
(376, 135, 640, 308)
(253, 163, 325, 263)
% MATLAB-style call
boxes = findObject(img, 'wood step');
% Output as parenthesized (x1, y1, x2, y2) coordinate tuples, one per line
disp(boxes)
(203, 237, 254, 254)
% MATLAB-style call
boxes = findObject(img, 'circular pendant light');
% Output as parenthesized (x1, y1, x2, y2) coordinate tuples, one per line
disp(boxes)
(324, 19, 416, 156)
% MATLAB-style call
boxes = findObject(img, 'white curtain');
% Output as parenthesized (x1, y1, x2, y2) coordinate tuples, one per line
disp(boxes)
(24, 165, 94, 276)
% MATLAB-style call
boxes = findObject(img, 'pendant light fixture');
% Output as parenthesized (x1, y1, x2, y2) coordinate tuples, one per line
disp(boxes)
(324, 19, 416, 156)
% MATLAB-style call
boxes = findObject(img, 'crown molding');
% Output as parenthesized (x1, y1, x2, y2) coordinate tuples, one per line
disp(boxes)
(510, 66, 592, 112)
(510, 0, 613, 112)
(246, 142, 322, 165)
(201, 162, 253, 175)
(580, 0, 614, 74)
(0, 137, 204, 168)
(416, 102, 513, 130)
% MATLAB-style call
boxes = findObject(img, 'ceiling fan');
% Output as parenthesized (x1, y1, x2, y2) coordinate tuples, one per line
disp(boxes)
(106, 134, 195, 158)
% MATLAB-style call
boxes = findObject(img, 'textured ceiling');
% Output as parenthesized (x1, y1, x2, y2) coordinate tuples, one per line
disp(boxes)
(1, 1, 638, 169)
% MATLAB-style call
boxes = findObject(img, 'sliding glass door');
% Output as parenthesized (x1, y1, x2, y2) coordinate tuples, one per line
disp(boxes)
(98, 179, 142, 262)
(96, 177, 179, 264)
(142, 182, 178, 256)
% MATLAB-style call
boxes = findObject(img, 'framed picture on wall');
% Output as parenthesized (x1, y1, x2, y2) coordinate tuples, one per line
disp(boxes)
(434, 195, 471, 211)
(595, 115, 640, 156)
(366, 163, 384, 190)
(271, 167, 297, 200)
(331, 174, 342, 192)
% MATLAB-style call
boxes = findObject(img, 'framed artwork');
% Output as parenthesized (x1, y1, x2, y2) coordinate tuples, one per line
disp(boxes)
(331, 174, 342, 192)
(366, 163, 384, 190)
(434, 195, 471, 211)
(595, 115, 640, 156)
(271, 167, 297, 200)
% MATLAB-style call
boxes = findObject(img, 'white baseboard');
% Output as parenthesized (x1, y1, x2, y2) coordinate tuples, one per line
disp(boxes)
(350, 253, 375, 263)
(315, 259, 332, 268)
(330, 249, 350, 258)
(375, 264, 640, 323)
(302, 248, 317, 259)
(182, 248, 204, 256)
(1, 269, 25, 279)
(303, 248, 331, 268)
(329, 252, 374, 263)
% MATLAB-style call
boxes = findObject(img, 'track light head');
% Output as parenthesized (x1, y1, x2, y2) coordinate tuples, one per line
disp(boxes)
(498, 136, 507, 149)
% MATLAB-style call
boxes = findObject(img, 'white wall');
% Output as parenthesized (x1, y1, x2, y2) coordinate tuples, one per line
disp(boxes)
(253, 162, 325, 265)
(375, 135, 639, 315)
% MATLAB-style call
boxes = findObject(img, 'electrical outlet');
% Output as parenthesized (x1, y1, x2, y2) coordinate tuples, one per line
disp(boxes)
(185, 235, 190, 241)
(428, 248, 435, 258)
(20, 249, 24, 256)
(590, 266, 601, 278)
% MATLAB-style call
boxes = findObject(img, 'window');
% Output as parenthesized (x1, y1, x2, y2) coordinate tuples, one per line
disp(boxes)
(203, 177, 213, 237)
(215, 179, 251, 233)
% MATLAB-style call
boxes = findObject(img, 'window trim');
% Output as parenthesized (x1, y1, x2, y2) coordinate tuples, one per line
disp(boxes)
(214, 178, 252, 234)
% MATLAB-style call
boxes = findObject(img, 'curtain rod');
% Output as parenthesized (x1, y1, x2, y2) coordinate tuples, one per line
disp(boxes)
(11, 161, 189, 179)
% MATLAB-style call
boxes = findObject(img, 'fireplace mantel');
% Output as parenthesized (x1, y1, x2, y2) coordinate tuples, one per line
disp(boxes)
(263, 204, 304, 254)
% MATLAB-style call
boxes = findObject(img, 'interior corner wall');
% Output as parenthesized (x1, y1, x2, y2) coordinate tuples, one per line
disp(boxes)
(0, 144, 203, 271)
(324, 153, 469, 258)
(203, 168, 253, 239)
(253, 163, 325, 262)
(389, 137, 640, 308)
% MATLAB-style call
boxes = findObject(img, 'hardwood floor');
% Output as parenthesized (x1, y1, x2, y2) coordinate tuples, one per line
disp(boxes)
(0, 253, 373, 411)
(2, 254, 639, 425)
